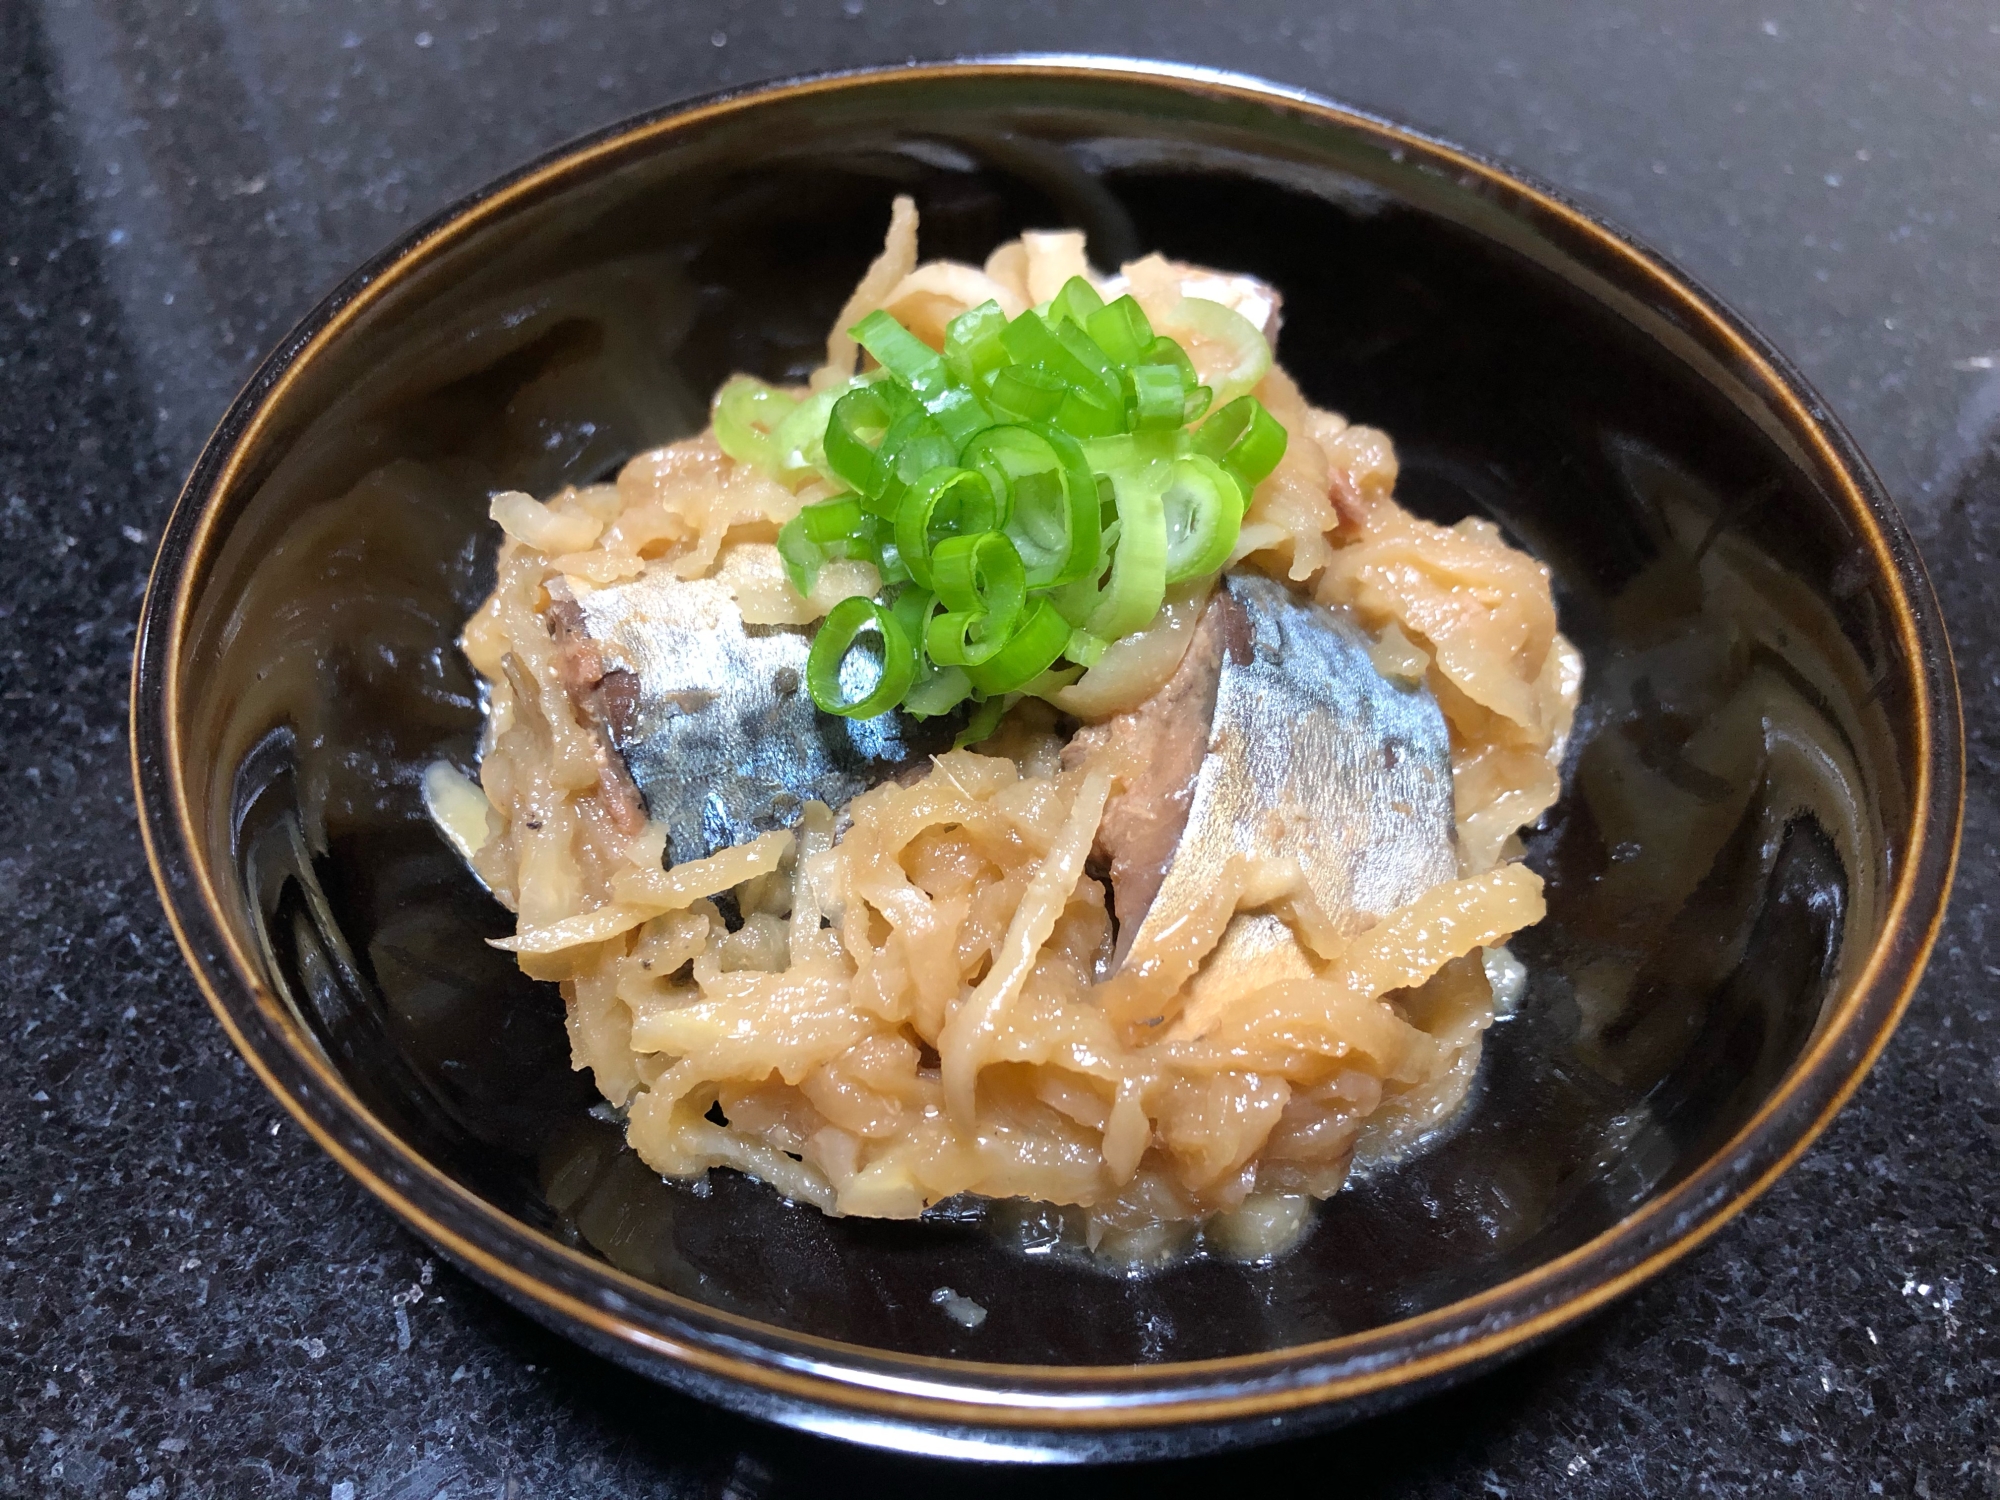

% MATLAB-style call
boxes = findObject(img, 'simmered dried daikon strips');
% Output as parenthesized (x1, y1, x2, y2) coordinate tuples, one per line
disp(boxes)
(460, 214, 1580, 1261)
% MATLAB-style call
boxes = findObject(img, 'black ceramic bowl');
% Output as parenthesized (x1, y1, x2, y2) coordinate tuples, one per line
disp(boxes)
(131, 58, 1961, 1461)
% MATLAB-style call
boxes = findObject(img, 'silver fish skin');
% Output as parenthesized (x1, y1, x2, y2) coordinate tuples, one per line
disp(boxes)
(566, 570, 936, 863)
(1119, 571, 1457, 973)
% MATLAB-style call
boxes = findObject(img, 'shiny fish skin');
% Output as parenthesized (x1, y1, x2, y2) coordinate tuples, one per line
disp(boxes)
(1119, 571, 1457, 972)
(567, 570, 936, 863)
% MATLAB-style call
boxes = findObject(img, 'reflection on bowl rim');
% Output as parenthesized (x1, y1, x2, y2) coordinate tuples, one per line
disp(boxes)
(129, 55, 1962, 1447)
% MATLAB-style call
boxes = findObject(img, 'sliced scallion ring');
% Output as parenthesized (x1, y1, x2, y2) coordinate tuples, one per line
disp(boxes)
(987, 364, 1067, 423)
(852, 308, 949, 399)
(869, 409, 958, 518)
(1140, 335, 1212, 425)
(894, 466, 998, 590)
(906, 662, 973, 718)
(778, 494, 873, 595)
(825, 385, 896, 493)
(1130, 363, 1189, 430)
(806, 595, 918, 719)
(754, 272, 1287, 724)
(1084, 294, 1153, 366)
(1160, 455, 1245, 585)
(955, 691, 1014, 746)
(770, 384, 843, 483)
(1050, 275, 1106, 328)
(925, 531, 1027, 668)
(965, 597, 1073, 695)
(943, 300, 1010, 388)
(961, 425, 1100, 591)
(1157, 296, 1272, 407)
(1193, 393, 1290, 487)
(712, 377, 798, 473)
(930, 530, 1026, 621)
(1083, 460, 1168, 642)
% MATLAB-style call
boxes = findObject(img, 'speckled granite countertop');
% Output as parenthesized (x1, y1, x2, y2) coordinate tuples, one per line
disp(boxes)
(3, 2, 1996, 1495)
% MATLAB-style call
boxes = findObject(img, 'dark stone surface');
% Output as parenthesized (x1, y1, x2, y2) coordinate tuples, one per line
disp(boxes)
(1, 1, 1994, 1494)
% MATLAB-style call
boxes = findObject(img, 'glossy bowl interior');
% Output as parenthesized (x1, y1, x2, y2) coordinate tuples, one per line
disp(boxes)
(132, 59, 1959, 1460)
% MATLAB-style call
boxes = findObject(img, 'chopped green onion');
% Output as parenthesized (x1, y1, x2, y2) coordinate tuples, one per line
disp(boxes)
(1054, 313, 1122, 384)
(927, 610, 998, 667)
(1079, 429, 1179, 475)
(931, 530, 1025, 620)
(888, 582, 934, 647)
(1053, 382, 1125, 439)
(798, 494, 866, 543)
(926, 531, 1027, 667)
(806, 595, 918, 718)
(1082, 461, 1168, 642)
(955, 692, 1014, 746)
(999, 311, 1120, 410)
(1142, 334, 1197, 384)
(869, 409, 958, 517)
(1160, 297, 1272, 406)
(852, 308, 948, 397)
(1031, 425, 1106, 589)
(1194, 394, 1290, 486)
(778, 494, 874, 595)
(1131, 363, 1188, 430)
(1050, 275, 1106, 328)
(944, 300, 1010, 388)
(908, 663, 973, 718)
(754, 273, 1288, 724)
(713, 377, 798, 473)
(894, 466, 998, 589)
(1160, 456, 1244, 584)
(1063, 629, 1109, 667)
(966, 597, 1073, 695)
(961, 425, 1100, 590)
(825, 386, 896, 493)
(1142, 336, 1212, 424)
(928, 383, 991, 446)
(854, 308, 990, 444)
(777, 515, 824, 596)
(770, 385, 843, 482)
(1084, 295, 1154, 365)
(987, 363, 1067, 423)
(1052, 319, 1125, 410)
(872, 534, 912, 588)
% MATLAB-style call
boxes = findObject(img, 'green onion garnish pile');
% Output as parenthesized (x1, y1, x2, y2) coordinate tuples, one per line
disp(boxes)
(712, 276, 1289, 733)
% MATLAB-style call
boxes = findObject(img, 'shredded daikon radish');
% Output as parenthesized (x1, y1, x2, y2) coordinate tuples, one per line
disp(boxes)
(461, 209, 1580, 1263)
(812, 192, 920, 390)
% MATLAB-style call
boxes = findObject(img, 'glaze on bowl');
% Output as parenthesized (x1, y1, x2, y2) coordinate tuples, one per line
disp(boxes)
(130, 58, 1961, 1461)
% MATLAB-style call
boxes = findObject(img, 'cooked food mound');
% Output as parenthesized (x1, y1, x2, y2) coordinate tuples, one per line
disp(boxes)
(436, 200, 1581, 1267)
